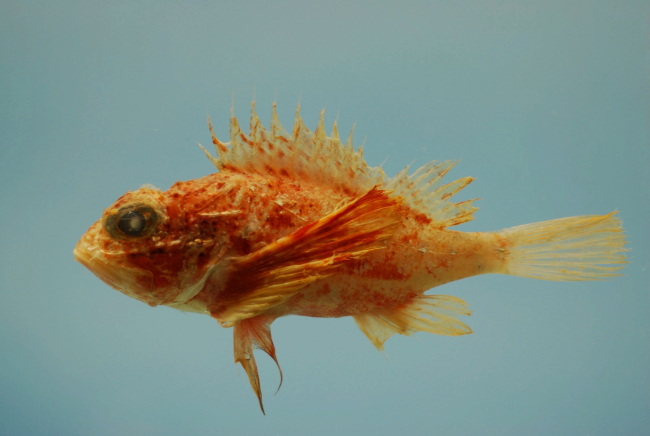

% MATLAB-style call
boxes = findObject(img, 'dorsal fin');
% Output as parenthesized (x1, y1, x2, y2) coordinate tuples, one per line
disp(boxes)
(200, 102, 478, 227)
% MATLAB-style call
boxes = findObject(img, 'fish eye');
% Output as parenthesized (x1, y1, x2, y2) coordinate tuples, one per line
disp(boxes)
(117, 210, 147, 237)
(104, 204, 159, 239)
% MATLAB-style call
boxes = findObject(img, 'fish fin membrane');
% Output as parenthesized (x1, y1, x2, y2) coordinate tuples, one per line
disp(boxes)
(202, 102, 477, 223)
(233, 316, 281, 415)
(204, 103, 387, 197)
(384, 161, 478, 227)
(497, 212, 628, 281)
(353, 295, 472, 352)
(210, 188, 402, 326)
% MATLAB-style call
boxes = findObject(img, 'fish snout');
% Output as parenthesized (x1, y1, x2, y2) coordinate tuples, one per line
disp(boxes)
(74, 236, 155, 306)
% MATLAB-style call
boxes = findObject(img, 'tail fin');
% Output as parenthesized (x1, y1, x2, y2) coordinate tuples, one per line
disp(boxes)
(497, 212, 627, 281)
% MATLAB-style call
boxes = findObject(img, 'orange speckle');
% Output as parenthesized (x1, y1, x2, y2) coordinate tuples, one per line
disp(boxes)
(413, 213, 432, 225)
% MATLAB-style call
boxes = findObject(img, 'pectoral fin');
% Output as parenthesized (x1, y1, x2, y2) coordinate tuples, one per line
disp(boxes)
(210, 187, 402, 326)
(233, 316, 281, 414)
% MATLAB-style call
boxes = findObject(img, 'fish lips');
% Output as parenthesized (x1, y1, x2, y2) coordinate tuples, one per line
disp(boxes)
(74, 240, 156, 307)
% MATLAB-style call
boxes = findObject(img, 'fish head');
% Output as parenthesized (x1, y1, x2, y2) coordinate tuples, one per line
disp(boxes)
(74, 185, 214, 308)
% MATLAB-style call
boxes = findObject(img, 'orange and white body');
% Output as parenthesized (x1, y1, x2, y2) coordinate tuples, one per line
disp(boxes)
(74, 102, 627, 413)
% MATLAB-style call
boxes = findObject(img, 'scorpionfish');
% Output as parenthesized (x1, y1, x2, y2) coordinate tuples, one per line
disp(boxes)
(74, 102, 627, 412)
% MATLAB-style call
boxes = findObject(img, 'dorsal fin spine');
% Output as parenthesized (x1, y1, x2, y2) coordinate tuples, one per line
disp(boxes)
(207, 116, 228, 167)
(229, 116, 248, 169)
(198, 142, 222, 169)
(250, 103, 268, 170)
(292, 105, 315, 179)
(330, 121, 340, 144)
(358, 135, 366, 159)
(311, 109, 326, 167)
(270, 102, 289, 142)
(249, 101, 263, 139)
(344, 124, 355, 155)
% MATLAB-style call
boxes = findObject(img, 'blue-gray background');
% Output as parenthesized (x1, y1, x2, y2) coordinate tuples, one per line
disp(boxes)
(1, 1, 648, 435)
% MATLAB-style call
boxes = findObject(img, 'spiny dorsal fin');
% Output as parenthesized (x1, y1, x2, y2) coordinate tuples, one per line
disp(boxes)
(200, 102, 478, 227)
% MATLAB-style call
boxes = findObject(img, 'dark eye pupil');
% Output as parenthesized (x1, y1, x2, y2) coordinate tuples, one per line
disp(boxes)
(117, 210, 146, 236)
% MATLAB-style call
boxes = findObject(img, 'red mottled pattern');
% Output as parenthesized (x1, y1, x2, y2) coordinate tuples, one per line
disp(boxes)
(75, 169, 504, 316)
(73, 105, 626, 413)
(154, 171, 503, 320)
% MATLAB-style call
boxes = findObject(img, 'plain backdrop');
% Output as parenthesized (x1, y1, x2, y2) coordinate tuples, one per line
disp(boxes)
(1, 1, 648, 435)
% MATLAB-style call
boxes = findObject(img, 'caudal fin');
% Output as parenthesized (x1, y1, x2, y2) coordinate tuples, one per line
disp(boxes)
(497, 212, 627, 281)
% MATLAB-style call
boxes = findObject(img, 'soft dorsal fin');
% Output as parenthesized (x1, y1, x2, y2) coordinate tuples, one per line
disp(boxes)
(200, 102, 478, 227)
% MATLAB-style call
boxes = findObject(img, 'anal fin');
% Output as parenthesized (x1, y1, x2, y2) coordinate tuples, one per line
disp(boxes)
(353, 295, 472, 352)
(233, 316, 282, 414)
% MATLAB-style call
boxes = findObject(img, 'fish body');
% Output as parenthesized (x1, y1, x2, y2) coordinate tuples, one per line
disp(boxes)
(74, 103, 627, 412)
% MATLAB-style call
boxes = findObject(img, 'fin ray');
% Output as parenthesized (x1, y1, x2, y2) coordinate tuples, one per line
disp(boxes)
(202, 103, 477, 224)
(209, 188, 402, 326)
(233, 316, 281, 414)
(385, 160, 478, 227)
(353, 295, 472, 352)
(497, 212, 628, 281)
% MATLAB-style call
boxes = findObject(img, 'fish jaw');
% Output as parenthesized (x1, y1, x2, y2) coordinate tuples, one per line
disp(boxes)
(74, 221, 156, 306)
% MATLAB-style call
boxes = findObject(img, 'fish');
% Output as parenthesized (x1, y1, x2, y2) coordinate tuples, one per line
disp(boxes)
(74, 102, 628, 413)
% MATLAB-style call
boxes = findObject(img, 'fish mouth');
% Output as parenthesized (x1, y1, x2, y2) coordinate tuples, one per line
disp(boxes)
(74, 238, 155, 305)
(74, 243, 121, 289)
